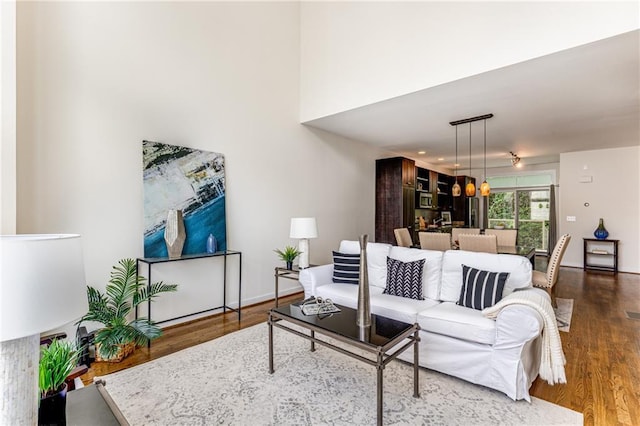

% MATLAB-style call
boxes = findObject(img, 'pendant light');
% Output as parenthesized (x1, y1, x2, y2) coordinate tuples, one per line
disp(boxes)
(465, 122, 476, 196)
(449, 113, 493, 198)
(480, 119, 491, 196)
(452, 125, 461, 197)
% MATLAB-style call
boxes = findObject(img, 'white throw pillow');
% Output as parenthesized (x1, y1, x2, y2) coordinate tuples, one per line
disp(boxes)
(388, 246, 443, 300)
(338, 240, 392, 289)
(440, 250, 532, 302)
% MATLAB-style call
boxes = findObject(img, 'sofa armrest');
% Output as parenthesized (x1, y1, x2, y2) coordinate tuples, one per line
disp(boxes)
(494, 303, 543, 346)
(298, 264, 334, 298)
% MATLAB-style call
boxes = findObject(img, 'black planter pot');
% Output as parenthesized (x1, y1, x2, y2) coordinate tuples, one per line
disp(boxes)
(286, 261, 293, 270)
(38, 383, 67, 426)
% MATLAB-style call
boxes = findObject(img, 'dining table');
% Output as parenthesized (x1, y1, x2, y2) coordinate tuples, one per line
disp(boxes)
(497, 245, 536, 265)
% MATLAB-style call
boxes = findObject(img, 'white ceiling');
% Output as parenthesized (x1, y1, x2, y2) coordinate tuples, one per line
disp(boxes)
(303, 31, 640, 172)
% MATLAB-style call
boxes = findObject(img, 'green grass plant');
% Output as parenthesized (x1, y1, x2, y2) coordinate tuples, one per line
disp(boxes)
(39, 339, 80, 398)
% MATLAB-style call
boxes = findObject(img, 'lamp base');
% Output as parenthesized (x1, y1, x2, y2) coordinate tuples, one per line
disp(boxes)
(298, 238, 310, 269)
(0, 334, 39, 425)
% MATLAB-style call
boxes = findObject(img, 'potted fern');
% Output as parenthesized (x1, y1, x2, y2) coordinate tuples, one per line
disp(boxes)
(38, 339, 81, 425)
(274, 245, 302, 270)
(76, 258, 177, 362)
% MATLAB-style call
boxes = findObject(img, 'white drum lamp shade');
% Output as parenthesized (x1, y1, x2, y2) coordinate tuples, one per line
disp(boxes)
(0, 234, 87, 425)
(289, 218, 318, 269)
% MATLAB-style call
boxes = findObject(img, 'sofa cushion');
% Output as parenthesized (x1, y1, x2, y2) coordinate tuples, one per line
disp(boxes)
(332, 251, 360, 284)
(383, 257, 425, 300)
(371, 293, 440, 325)
(338, 240, 392, 289)
(388, 246, 443, 300)
(440, 250, 532, 303)
(417, 302, 497, 345)
(458, 265, 508, 310)
(315, 283, 385, 310)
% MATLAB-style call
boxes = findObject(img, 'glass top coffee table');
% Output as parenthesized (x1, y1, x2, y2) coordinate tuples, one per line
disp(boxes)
(268, 302, 420, 426)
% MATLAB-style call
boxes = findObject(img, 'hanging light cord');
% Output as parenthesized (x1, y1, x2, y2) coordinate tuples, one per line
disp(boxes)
(483, 119, 487, 179)
(469, 123, 472, 171)
(455, 125, 458, 177)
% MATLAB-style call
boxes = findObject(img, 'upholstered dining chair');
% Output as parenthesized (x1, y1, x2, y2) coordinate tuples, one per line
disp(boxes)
(484, 229, 518, 246)
(419, 232, 452, 251)
(533, 234, 571, 305)
(458, 234, 498, 253)
(393, 228, 413, 247)
(451, 228, 480, 247)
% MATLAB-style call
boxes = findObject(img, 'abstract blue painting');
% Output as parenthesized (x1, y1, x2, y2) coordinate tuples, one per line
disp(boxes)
(143, 141, 226, 258)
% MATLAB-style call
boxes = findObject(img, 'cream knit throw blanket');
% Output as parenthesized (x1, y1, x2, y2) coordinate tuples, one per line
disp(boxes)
(482, 290, 567, 385)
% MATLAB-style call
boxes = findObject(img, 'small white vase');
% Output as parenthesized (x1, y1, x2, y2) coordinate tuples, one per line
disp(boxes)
(164, 210, 186, 259)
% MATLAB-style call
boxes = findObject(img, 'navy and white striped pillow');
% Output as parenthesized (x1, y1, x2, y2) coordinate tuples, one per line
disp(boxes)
(332, 251, 360, 284)
(458, 264, 509, 310)
(383, 257, 425, 300)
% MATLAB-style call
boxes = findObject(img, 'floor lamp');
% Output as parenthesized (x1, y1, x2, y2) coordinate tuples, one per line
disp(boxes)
(0, 234, 87, 425)
(289, 218, 318, 269)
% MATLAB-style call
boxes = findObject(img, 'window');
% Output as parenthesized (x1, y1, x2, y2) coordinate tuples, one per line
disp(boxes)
(486, 172, 554, 252)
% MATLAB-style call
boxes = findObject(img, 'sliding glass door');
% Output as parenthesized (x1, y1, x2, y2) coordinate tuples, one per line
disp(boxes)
(487, 188, 550, 251)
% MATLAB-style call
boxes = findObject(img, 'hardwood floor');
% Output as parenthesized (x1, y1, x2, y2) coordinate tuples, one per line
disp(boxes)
(82, 263, 640, 426)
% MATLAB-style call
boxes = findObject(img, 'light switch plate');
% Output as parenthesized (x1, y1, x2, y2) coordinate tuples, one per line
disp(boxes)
(566, 216, 576, 222)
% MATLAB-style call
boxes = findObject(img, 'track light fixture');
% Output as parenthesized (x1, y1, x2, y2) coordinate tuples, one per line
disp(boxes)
(510, 151, 521, 168)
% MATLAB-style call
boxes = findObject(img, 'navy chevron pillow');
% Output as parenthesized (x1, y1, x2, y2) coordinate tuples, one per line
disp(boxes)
(458, 264, 509, 310)
(332, 251, 360, 284)
(383, 257, 425, 300)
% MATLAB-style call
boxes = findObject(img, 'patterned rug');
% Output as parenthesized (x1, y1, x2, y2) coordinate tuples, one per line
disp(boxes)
(555, 298, 574, 332)
(99, 323, 582, 425)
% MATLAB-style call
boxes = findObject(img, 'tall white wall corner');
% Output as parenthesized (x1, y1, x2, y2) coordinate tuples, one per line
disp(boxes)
(0, 0, 17, 234)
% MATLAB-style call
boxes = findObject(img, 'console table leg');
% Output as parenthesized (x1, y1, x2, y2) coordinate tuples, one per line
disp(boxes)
(310, 330, 315, 352)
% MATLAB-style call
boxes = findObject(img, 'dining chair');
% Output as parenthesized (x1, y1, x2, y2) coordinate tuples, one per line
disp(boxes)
(451, 228, 480, 248)
(533, 234, 571, 306)
(458, 234, 498, 253)
(418, 232, 452, 251)
(393, 228, 413, 247)
(484, 229, 518, 246)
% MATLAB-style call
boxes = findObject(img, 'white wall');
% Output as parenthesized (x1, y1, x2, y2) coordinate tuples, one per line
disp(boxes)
(16, 2, 386, 327)
(0, 0, 17, 234)
(300, 1, 639, 121)
(559, 146, 640, 273)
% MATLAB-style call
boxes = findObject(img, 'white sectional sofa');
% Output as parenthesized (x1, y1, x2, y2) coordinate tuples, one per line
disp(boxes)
(299, 240, 547, 402)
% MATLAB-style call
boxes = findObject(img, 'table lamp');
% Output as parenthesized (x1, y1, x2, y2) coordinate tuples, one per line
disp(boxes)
(289, 218, 318, 269)
(0, 234, 87, 425)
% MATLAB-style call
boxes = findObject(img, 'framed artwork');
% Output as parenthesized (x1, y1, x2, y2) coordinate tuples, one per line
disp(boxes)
(142, 140, 226, 258)
(441, 211, 452, 225)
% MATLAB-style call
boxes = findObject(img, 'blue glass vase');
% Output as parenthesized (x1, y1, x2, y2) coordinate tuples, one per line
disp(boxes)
(593, 218, 609, 240)
(206, 233, 217, 253)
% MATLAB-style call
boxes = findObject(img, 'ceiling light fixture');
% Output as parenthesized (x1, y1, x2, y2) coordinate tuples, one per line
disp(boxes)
(510, 151, 521, 168)
(449, 114, 493, 198)
(452, 126, 461, 197)
(480, 119, 490, 197)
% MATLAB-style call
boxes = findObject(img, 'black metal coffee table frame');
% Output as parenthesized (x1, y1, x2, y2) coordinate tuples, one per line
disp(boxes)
(268, 303, 420, 426)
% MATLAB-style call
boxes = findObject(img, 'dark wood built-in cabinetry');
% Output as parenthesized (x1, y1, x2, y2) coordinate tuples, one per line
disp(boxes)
(376, 157, 477, 245)
(375, 157, 416, 245)
(451, 175, 476, 225)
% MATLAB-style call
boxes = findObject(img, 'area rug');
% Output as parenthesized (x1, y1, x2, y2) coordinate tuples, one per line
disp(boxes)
(555, 298, 574, 332)
(98, 323, 582, 425)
